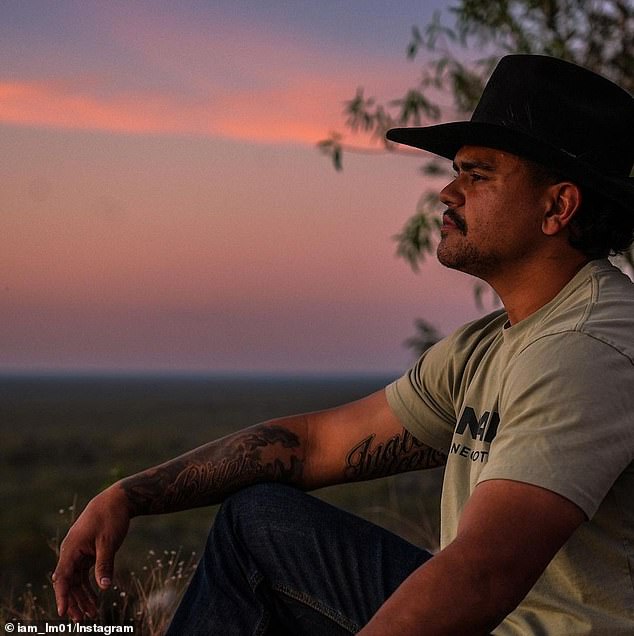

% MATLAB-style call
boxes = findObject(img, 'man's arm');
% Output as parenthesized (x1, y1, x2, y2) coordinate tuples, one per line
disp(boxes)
(52, 389, 445, 620)
(359, 478, 586, 636)
(117, 389, 445, 515)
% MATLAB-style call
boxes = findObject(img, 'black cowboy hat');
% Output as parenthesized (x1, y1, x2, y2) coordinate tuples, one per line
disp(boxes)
(386, 55, 634, 212)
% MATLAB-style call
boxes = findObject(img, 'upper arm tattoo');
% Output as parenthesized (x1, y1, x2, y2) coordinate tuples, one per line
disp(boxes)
(345, 428, 446, 481)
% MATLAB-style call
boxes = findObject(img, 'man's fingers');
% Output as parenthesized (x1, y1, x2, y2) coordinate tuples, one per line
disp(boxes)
(51, 572, 69, 617)
(76, 568, 99, 618)
(66, 595, 84, 623)
(94, 540, 115, 590)
(52, 560, 75, 616)
(53, 553, 101, 619)
(72, 582, 98, 619)
(53, 545, 94, 617)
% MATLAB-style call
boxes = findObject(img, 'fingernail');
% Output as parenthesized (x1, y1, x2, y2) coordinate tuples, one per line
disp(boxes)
(100, 577, 111, 587)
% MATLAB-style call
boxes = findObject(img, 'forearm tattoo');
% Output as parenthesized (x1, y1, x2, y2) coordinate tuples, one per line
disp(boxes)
(121, 425, 303, 515)
(345, 428, 446, 481)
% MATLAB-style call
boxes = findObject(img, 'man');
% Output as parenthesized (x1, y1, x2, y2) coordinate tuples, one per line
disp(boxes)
(53, 55, 634, 634)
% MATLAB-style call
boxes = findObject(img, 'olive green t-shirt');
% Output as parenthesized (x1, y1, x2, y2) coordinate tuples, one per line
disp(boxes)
(386, 259, 634, 635)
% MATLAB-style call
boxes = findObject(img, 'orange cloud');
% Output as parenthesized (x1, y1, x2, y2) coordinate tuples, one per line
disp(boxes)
(0, 80, 211, 135)
(0, 76, 374, 146)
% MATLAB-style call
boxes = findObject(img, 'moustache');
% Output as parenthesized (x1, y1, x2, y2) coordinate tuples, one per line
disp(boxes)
(443, 209, 467, 234)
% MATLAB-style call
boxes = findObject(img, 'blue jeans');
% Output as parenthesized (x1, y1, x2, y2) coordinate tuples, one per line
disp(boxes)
(166, 483, 432, 635)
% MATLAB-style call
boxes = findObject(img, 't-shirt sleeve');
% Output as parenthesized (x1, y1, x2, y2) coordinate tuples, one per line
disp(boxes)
(478, 331, 634, 519)
(386, 336, 458, 453)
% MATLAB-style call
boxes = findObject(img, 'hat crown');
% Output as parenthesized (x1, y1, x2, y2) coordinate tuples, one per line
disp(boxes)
(472, 55, 634, 177)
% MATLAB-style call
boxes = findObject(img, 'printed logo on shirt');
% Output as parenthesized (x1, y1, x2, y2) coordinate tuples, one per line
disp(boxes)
(449, 406, 500, 464)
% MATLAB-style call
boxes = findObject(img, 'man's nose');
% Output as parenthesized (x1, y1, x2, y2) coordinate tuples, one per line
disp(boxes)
(439, 179, 463, 209)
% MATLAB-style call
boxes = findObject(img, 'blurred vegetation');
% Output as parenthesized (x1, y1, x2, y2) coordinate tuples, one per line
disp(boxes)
(2, 541, 199, 635)
(319, 0, 634, 288)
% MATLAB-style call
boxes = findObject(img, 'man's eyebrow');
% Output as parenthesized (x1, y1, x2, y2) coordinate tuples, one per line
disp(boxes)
(452, 159, 497, 172)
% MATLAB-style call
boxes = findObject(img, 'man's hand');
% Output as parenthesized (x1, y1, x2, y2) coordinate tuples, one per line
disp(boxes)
(52, 484, 131, 621)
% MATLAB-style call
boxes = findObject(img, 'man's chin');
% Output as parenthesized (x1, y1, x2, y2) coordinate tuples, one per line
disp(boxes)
(436, 245, 481, 277)
(436, 245, 461, 271)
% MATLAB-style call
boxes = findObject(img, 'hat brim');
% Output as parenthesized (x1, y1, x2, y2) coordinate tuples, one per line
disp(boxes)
(386, 122, 634, 212)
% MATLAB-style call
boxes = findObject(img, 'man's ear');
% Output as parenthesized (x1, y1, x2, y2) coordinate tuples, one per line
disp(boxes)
(542, 182, 582, 236)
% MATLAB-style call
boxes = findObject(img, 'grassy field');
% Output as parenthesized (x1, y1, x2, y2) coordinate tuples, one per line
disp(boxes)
(0, 373, 443, 628)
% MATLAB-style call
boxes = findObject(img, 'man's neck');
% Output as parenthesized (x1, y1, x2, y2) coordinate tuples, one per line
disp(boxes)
(490, 255, 590, 325)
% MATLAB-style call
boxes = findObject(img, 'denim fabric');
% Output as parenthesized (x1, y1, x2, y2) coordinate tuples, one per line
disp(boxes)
(166, 483, 432, 635)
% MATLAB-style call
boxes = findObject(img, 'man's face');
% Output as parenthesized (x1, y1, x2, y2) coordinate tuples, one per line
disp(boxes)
(436, 145, 551, 280)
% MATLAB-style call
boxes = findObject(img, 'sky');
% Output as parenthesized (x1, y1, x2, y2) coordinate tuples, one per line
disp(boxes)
(1, 0, 486, 375)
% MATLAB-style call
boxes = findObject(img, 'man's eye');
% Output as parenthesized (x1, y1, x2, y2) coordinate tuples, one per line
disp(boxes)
(453, 170, 486, 182)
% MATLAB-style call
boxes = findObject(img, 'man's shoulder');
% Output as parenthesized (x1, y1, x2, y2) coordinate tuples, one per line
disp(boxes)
(539, 260, 634, 362)
(584, 259, 634, 328)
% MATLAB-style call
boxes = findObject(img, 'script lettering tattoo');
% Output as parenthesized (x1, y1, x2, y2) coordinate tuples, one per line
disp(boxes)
(345, 428, 446, 480)
(121, 424, 303, 514)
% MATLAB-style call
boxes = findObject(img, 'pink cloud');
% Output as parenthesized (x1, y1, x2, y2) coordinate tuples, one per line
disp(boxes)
(0, 72, 393, 148)
(0, 79, 226, 136)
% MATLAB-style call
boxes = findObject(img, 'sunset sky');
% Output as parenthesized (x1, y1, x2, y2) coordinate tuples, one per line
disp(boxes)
(1, 0, 485, 375)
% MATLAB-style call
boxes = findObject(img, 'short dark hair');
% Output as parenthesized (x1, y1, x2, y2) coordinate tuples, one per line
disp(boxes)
(568, 188, 634, 259)
(528, 162, 634, 259)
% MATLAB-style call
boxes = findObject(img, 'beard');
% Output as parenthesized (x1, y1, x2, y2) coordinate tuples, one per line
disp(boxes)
(436, 233, 501, 280)
(437, 209, 504, 279)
